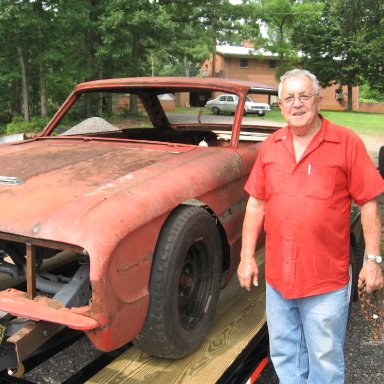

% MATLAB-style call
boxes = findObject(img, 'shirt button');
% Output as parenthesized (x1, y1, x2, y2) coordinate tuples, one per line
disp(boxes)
(283, 136, 286, 140)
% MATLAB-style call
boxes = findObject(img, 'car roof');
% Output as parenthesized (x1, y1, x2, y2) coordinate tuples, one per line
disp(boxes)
(74, 77, 277, 95)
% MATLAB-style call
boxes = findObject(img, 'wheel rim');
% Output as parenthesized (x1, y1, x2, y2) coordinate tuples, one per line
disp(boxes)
(178, 239, 212, 331)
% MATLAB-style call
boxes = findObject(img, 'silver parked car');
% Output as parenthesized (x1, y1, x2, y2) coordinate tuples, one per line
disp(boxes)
(205, 94, 270, 116)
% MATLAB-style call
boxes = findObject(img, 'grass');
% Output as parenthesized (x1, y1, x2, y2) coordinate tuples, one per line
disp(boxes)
(266, 108, 384, 136)
(170, 106, 383, 136)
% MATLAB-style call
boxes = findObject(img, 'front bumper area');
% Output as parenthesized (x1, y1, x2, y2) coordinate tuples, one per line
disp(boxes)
(0, 288, 98, 330)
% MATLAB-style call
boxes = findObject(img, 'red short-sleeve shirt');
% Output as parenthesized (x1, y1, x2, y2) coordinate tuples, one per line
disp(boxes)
(245, 117, 384, 299)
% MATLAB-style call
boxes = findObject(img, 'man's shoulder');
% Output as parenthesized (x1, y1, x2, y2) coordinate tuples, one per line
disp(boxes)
(261, 125, 288, 146)
(323, 117, 361, 144)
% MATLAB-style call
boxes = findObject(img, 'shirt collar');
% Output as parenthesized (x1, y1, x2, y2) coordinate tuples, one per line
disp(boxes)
(273, 115, 341, 144)
(318, 116, 341, 143)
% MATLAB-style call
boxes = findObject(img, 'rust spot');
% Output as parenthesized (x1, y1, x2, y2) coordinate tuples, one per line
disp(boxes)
(116, 252, 152, 276)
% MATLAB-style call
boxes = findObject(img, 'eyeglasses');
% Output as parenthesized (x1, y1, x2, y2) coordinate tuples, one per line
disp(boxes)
(281, 94, 317, 105)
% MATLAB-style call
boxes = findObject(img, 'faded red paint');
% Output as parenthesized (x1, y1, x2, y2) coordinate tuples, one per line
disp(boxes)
(0, 77, 279, 354)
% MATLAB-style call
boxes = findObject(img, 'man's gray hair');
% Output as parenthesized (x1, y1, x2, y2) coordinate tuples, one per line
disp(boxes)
(278, 69, 320, 99)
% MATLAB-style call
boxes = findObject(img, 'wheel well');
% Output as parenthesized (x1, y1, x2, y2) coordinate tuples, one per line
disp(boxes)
(179, 201, 230, 276)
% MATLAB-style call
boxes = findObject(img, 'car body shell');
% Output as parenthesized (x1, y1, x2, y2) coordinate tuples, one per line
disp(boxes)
(0, 77, 278, 352)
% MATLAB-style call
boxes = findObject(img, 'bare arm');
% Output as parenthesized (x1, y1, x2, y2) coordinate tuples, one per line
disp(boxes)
(237, 196, 265, 291)
(358, 197, 384, 293)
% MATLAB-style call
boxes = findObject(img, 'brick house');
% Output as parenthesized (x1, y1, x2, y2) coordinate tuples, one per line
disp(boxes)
(200, 44, 364, 112)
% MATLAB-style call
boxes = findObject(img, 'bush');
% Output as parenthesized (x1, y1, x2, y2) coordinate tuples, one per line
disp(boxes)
(0, 110, 12, 125)
(5, 116, 50, 135)
(359, 83, 384, 103)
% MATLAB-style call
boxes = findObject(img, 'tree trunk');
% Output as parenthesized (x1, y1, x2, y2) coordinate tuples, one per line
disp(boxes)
(211, 15, 218, 77)
(130, 36, 140, 114)
(347, 84, 353, 111)
(151, 54, 155, 77)
(11, 80, 21, 116)
(17, 46, 29, 122)
(39, 62, 48, 117)
(35, 0, 47, 118)
(184, 58, 191, 77)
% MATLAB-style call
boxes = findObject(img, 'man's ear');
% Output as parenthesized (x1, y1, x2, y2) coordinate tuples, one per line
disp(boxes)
(317, 96, 323, 112)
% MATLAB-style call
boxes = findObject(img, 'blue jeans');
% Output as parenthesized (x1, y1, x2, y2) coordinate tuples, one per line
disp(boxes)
(266, 283, 349, 384)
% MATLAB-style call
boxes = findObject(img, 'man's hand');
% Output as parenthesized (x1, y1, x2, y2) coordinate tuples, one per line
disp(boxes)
(238, 196, 265, 291)
(237, 257, 259, 291)
(358, 261, 384, 293)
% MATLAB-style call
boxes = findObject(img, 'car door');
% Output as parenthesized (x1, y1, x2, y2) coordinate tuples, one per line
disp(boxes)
(224, 95, 237, 114)
(215, 95, 227, 112)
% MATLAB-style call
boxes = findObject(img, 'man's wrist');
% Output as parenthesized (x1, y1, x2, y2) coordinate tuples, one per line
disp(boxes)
(240, 252, 256, 261)
(366, 254, 382, 264)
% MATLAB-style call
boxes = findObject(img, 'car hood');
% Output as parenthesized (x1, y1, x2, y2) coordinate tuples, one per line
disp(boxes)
(0, 139, 185, 236)
(0, 138, 243, 249)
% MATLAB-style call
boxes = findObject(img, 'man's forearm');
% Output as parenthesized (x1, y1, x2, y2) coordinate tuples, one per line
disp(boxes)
(358, 197, 383, 292)
(359, 197, 381, 256)
(240, 197, 265, 260)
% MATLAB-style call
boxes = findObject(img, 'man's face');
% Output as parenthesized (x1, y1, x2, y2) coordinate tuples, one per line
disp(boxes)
(278, 76, 322, 133)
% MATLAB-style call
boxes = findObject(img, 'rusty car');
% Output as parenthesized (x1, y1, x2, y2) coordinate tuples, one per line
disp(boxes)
(0, 77, 363, 375)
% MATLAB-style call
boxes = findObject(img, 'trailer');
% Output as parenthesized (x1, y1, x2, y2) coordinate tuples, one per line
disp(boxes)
(85, 250, 269, 384)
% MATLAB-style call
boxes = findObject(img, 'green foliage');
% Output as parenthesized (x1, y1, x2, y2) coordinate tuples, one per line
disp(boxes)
(359, 83, 384, 103)
(5, 116, 50, 135)
(0, 0, 383, 122)
(248, 0, 321, 79)
(292, 0, 384, 102)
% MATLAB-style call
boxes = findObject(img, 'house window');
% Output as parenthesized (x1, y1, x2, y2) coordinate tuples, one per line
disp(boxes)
(240, 58, 248, 68)
(268, 60, 277, 69)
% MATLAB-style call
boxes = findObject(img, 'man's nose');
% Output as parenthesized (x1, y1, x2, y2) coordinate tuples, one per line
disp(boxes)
(292, 96, 304, 105)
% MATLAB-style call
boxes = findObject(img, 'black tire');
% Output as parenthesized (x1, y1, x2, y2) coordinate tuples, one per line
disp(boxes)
(258, 112, 265, 117)
(379, 145, 384, 178)
(134, 205, 222, 358)
(212, 106, 220, 115)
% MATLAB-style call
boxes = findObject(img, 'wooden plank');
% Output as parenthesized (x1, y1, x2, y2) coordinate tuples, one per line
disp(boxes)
(87, 250, 266, 384)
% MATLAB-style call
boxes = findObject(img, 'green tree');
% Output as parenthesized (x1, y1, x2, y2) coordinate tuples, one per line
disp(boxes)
(358, 1, 384, 94)
(246, 0, 322, 78)
(293, 0, 384, 110)
(0, 0, 36, 121)
(158, 0, 255, 77)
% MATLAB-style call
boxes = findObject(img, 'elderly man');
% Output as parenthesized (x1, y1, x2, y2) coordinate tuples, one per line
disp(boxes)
(238, 69, 384, 384)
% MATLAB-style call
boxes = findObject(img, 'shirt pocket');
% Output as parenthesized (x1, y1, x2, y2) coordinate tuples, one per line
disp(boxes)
(305, 165, 336, 200)
(264, 163, 284, 197)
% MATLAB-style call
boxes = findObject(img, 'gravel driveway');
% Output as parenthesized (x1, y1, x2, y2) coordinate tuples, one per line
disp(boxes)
(257, 300, 384, 384)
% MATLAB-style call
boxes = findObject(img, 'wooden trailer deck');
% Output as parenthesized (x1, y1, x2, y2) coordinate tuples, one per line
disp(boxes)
(86, 250, 267, 384)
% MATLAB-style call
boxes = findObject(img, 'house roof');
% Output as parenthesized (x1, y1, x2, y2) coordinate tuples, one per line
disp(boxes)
(216, 45, 278, 60)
